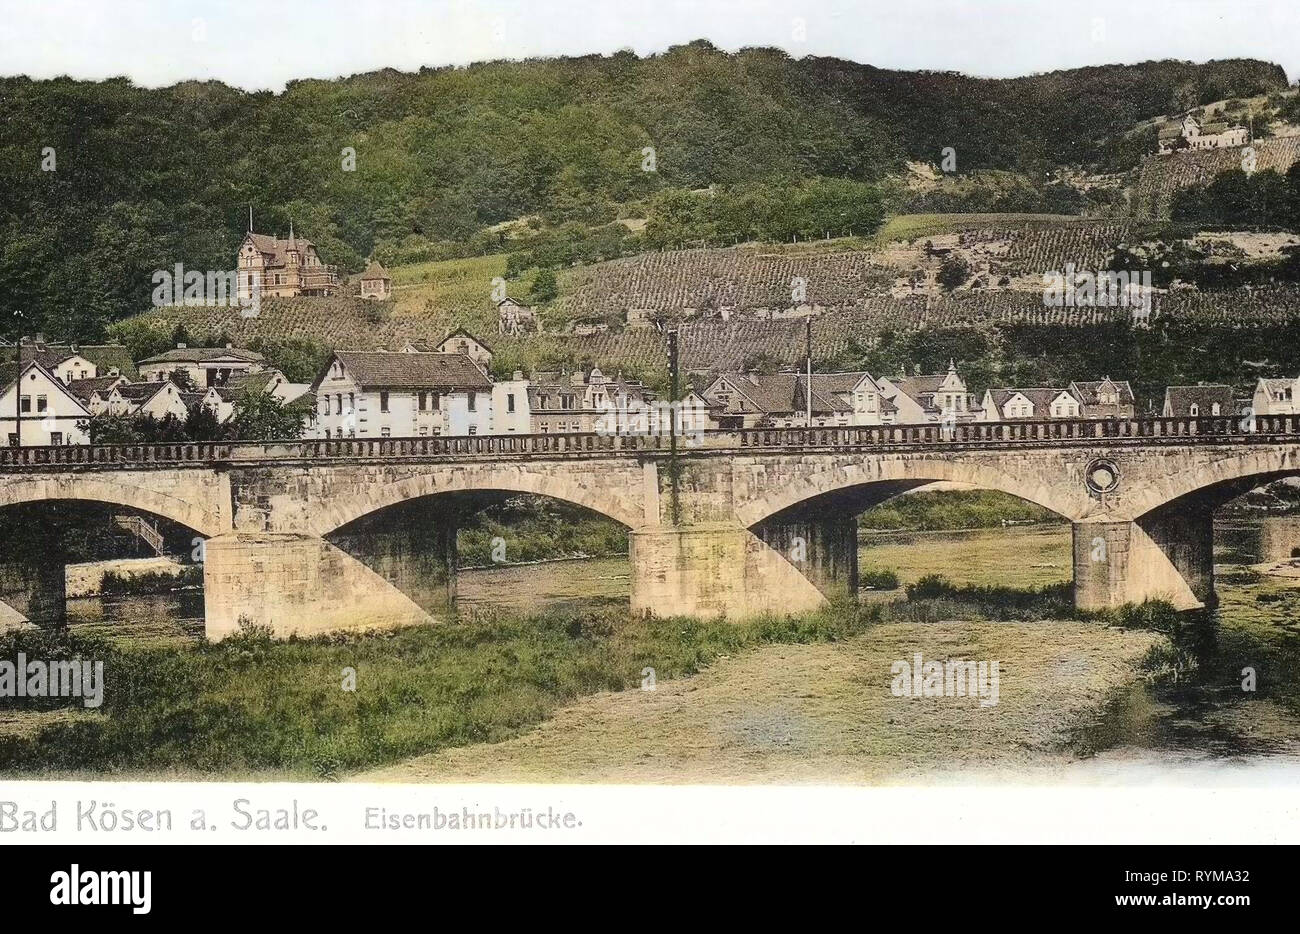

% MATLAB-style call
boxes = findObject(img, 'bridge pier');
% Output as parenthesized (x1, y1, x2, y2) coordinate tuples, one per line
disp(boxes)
(629, 523, 828, 619)
(753, 510, 859, 600)
(1072, 506, 1215, 612)
(202, 533, 436, 640)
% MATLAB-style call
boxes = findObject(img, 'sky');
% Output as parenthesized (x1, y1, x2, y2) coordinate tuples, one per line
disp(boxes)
(0, 0, 1295, 91)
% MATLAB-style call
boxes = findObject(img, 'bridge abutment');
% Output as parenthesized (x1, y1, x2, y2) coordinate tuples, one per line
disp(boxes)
(629, 523, 828, 619)
(202, 533, 436, 640)
(1072, 507, 1215, 612)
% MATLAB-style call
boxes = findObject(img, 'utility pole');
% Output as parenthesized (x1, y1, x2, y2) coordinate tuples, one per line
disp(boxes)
(805, 313, 813, 427)
(14, 335, 24, 448)
(667, 328, 680, 525)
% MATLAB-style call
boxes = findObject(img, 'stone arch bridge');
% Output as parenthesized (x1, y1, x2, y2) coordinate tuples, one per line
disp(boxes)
(3, 416, 1300, 639)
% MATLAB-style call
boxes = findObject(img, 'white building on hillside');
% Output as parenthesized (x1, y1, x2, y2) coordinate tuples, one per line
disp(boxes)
(309, 350, 493, 438)
(1, 361, 92, 446)
(877, 361, 980, 424)
(701, 371, 894, 428)
(979, 387, 1081, 421)
(138, 345, 267, 388)
(1253, 376, 1300, 415)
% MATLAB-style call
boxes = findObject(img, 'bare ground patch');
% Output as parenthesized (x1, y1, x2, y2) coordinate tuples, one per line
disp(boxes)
(356, 620, 1162, 785)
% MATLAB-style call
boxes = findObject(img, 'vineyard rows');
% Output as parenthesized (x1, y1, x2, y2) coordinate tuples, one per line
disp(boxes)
(1131, 137, 1300, 217)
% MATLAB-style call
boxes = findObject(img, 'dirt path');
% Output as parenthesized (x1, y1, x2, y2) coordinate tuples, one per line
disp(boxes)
(356, 621, 1163, 785)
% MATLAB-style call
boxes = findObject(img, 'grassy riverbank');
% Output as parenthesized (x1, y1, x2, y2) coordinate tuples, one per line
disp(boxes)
(0, 588, 1180, 780)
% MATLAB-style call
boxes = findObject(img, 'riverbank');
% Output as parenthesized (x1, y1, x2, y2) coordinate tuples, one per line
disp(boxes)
(356, 619, 1164, 784)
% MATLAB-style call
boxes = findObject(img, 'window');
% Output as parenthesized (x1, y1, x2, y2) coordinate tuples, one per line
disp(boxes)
(6, 434, 15, 446)
(467, 394, 476, 412)
(538, 394, 548, 409)
(19, 395, 31, 414)
(418, 426, 428, 436)
(381, 427, 391, 438)
(468, 426, 477, 435)
(50, 432, 62, 446)
(419, 392, 427, 411)
(429, 392, 441, 411)
(1212, 403, 1221, 416)
(507, 393, 515, 413)
(335, 394, 343, 415)
(1189, 403, 1199, 416)
(380, 391, 390, 413)
(320, 398, 329, 416)
(324, 429, 331, 438)
(348, 393, 355, 414)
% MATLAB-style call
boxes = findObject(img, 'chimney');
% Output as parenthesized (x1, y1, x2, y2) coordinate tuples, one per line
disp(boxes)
(513, 370, 523, 381)
(108, 367, 120, 377)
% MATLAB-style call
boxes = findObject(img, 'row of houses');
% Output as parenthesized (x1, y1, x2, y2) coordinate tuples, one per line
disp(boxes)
(0, 340, 312, 445)
(699, 361, 1138, 428)
(6, 329, 1300, 446)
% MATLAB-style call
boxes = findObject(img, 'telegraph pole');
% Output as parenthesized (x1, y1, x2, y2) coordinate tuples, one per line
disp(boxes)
(13, 335, 24, 448)
(667, 328, 680, 525)
(805, 313, 813, 427)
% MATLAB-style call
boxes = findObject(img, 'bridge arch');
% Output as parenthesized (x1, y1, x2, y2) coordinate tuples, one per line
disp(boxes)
(305, 466, 644, 536)
(734, 455, 1080, 528)
(1122, 446, 1300, 519)
(0, 475, 224, 536)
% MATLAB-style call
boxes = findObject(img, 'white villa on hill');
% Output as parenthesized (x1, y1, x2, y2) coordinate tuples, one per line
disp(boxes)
(1158, 113, 1249, 155)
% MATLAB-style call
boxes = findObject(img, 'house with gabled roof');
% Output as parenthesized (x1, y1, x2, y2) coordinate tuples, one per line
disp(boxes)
(236, 223, 339, 300)
(309, 349, 493, 439)
(0, 360, 92, 446)
(877, 361, 980, 424)
(1253, 376, 1300, 415)
(67, 374, 130, 415)
(701, 370, 894, 429)
(138, 344, 266, 388)
(1163, 384, 1235, 418)
(429, 327, 494, 374)
(103, 380, 191, 422)
(359, 259, 392, 301)
(1069, 378, 1135, 418)
(979, 387, 1081, 421)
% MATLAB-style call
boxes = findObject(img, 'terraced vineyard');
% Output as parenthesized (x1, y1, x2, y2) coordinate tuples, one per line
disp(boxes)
(1131, 137, 1300, 217)
(555, 246, 896, 321)
(120, 284, 1300, 385)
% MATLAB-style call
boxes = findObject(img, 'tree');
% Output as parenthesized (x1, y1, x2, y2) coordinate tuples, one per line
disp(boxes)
(226, 391, 305, 440)
(530, 268, 559, 304)
(168, 368, 200, 393)
(937, 255, 971, 291)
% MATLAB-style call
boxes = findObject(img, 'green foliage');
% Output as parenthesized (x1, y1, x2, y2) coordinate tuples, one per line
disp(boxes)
(1170, 165, 1300, 229)
(0, 601, 879, 775)
(227, 390, 305, 440)
(529, 267, 558, 304)
(936, 254, 971, 290)
(4, 52, 1280, 340)
(859, 490, 1061, 531)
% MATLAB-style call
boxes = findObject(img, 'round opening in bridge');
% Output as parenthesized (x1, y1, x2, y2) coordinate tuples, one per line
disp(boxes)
(1084, 458, 1121, 495)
